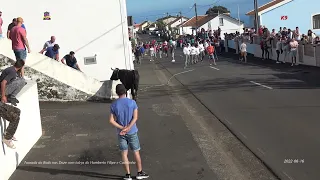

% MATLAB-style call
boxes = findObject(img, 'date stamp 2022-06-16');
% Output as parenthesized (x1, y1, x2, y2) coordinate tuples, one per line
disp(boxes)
(284, 159, 305, 164)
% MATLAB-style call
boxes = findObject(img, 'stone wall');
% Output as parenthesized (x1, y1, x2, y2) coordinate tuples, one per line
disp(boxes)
(0, 54, 92, 101)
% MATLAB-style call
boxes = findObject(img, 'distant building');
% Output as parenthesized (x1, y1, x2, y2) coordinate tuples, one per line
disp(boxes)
(166, 17, 189, 30)
(181, 14, 244, 39)
(246, 0, 320, 35)
(147, 23, 157, 31)
(139, 21, 152, 31)
(156, 16, 178, 25)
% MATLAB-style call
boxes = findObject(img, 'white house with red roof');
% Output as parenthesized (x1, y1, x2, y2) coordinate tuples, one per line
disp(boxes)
(180, 14, 244, 39)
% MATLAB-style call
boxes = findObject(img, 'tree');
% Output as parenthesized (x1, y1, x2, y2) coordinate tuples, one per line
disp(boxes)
(206, 6, 230, 15)
(156, 20, 166, 30)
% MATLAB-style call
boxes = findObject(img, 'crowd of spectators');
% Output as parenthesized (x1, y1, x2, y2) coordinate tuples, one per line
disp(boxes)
(226, 25, 320, 45)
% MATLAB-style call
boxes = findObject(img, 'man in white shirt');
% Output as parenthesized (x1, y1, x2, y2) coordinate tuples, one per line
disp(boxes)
(172, 40, 176, 49)
(149, 45, 155, 61)
(198, 42, 205, 61)
(240, 41, 247, 63)
(41, 36, 56, 52)
(190, 44, 197, 64)
(276, 38, 282, 63)
(194, 44, 200, 63)
(294, 27, 300, 41)
(289, 38, 298, 66)
(204, 41, 209, 50)
(183, 43, 191, 68)
(282, 39, 289, 64)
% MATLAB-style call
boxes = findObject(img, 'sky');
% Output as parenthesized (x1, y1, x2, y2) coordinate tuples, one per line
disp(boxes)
(126, 0, 271, 26)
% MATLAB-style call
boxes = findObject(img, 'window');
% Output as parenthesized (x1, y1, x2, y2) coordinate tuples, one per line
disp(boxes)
(219, 18, 224, 26)
(84, 56, 97, 65)
(313, 14, 320, 29)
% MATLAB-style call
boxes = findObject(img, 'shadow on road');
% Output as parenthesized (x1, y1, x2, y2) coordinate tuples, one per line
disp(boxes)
(17, 166, 123, 179)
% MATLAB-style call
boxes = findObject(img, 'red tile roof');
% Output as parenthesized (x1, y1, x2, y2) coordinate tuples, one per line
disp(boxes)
(246, 0, 285, 16)
(182, 15, 217, 27)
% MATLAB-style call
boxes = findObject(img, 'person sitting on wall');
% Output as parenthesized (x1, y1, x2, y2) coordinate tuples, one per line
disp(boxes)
(40, 44, 60, 61)
(0, 60, 26, 106)
(41, 36, 56, 51)
(1, 60, 26, 149)
(61, 51, 81, 71)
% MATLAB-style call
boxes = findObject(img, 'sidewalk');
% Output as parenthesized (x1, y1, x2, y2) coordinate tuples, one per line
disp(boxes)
(9, 60, 216, 180)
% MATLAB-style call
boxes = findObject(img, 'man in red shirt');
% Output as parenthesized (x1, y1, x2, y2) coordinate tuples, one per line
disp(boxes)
(207, 43, 216, 66)
(10, 17, 31, 78)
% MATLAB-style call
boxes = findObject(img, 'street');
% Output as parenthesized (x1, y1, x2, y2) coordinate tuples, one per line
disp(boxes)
(8, 44, 277, 180)
(138, 34, 320, 180)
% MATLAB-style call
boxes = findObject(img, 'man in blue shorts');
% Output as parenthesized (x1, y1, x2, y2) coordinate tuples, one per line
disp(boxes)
(109, 84, 149, 180)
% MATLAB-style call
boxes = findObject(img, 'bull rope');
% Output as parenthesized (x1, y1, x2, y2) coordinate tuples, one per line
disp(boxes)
(140, 69, 195, 91)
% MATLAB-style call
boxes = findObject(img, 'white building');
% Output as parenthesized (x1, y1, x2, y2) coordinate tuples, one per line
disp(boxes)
(147, 23, 157, 31)
(166, 17, 189, 30)
(157, 16, 178, 25)
(139, 21, 151, 31)
(0, 0, 133, 81)
(181, 14, 244, 38)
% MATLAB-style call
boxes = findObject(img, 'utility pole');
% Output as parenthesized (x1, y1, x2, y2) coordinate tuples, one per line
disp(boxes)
(194, 3, 198, 32)
(254, 0, 259, 33)
(238, 4, 241, 32)
(179, 11, 183, 34)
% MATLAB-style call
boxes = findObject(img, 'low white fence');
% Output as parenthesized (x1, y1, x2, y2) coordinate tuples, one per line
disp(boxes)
(226, 38, 320, 67)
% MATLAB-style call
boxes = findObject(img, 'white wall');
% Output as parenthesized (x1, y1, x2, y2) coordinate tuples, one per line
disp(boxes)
(170, 18, 188, 28)
(227, 39, 319, 67)
(1, 0, 133, 81)
(181, 26, 194, 35)
(163, 17, 177, 25)
(0, 39, 108, 99)
(201, 15, 244, 39)
(0, 80, 42, 180)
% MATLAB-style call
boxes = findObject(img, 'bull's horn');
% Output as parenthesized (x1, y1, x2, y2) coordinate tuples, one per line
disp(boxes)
(111, 68, 114, 70)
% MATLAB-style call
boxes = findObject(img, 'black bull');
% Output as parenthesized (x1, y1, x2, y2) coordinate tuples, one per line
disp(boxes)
(110, 68, 140, 100)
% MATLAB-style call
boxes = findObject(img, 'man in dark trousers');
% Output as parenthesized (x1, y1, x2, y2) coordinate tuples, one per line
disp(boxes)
(109, 84, 149, 180)
(1, 60, 26, 149)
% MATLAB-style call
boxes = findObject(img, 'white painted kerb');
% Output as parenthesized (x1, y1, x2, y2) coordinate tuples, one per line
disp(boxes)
(0, 80, 42, 180)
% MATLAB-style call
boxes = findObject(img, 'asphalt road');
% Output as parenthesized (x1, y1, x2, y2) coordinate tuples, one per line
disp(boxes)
(8, 45, 278, 180)
(139, 34, 320, 180)
(9, 63, 217, 180)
